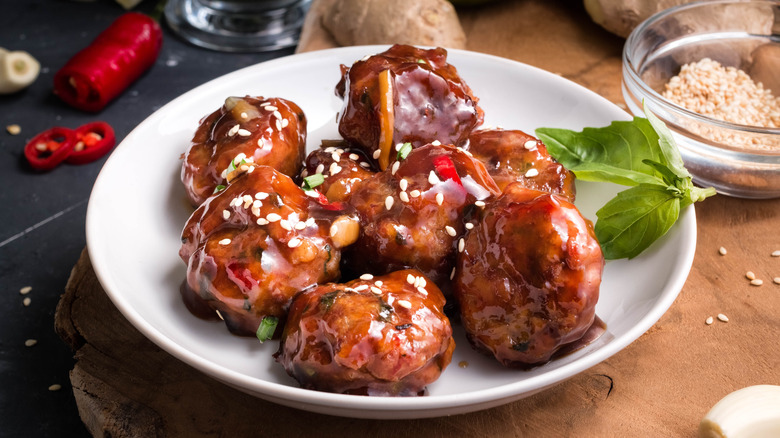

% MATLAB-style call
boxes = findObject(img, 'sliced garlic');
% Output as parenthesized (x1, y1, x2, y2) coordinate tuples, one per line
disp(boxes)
(699, 385, 780, 438)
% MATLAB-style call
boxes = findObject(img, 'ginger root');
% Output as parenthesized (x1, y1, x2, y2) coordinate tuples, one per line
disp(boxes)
(584, 0, 700, 38)
(321, 0, 466, 49)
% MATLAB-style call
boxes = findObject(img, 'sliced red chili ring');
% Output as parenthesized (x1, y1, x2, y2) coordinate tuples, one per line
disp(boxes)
(66, 121, 116, 164)
(24, 127, 76, 171)
(432, 155, 463, 187)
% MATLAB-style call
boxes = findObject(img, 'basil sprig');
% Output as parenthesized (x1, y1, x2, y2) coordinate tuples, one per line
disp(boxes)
(536, 104, 715, 260)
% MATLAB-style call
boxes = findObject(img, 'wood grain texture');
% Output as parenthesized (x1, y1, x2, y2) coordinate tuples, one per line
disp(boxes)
(55, 1, 780, 436)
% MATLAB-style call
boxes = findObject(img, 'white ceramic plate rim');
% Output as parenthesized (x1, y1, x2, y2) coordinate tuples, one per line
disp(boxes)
(87, 46, 696, 418)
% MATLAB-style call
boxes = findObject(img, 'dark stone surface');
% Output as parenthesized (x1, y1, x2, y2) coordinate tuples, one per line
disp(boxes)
(0, 1, 292, 435)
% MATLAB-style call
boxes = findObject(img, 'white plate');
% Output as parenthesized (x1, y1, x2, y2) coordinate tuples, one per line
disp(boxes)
(86, 46, 696, 419)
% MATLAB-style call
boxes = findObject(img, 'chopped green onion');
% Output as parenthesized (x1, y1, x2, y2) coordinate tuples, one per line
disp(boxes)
(416, 59, 426, 64)
(303, 173, 325, 191)
(213, 184, 226, 194)
(397, 142, 412, 160)
(255, 316, 279, 343)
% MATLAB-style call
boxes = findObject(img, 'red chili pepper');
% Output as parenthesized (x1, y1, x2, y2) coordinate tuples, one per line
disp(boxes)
(53, 13, 162, 112)
(66, 121, 116, 164)
(24, 127, 76, 171)
(432, 155, 463, 186)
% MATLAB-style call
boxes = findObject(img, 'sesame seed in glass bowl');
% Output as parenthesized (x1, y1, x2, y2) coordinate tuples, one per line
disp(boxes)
(622, 0, 780, 199)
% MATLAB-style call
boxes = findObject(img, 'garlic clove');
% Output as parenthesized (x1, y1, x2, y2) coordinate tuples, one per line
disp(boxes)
(699, 385, 780, 438)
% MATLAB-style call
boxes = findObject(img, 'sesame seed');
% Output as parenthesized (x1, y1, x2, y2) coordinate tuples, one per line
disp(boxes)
(331, 152, 341, 162)
(228, 125, 239, 136)
(705, 316, 714, 325)
(397, 300, 412, 309)
(413, 276, 422, 288)
(35, 143, 47, 151)
(219, 238, 231, 245)
(288, 238, 302, 248)
(391, 161, 400, 175)
(399, 178, 408, 191)
(458, 238, 465, 252)
(354, 284, 369, 291)
(275, 120, 282, 131)
(295, 221, 307, 230)
(370, 286, 382, 295)
(750, 279, 763, 286)
(428, 171, 441, 185)
(304, 190, 320, 198)
(266, 213, 281, 222)
(222, 210, 230, 220)
(525, 168, 539, 178)
(48, 384, 62, 392)
(25, 339, 37, 347)
(374, 280, 383, 287)
(257, 218, 269, 225)
(273, 110, 283, 120)
(450, 267, 456, 280)
(385, 196, 394, 210)
(399, 191, 409, 203)
(305, 218, 316, 227)
(242, 194, 253, 208)
(237, 128, 251, 137)
(436, 193, 444, 205)
(329, 162, 342, 175)
(431, 140, 441, 146)
(279, 219, 292, 231)
(360, 273, 374, 280)
(524, 140, 537, 149)
(410, 190, 421, 198)
(247, 166, 254, 174)
(746, 271, 756, 280)
(281, 119, 289, 128)
(465, 222, 474, 230)
(772, 250, 780, 257)
(417, 286, 428, 296)
(315, 164, 325, 175)
(19, 286, 32, 295)
(6, 124, 21, 135)
(255, 192, 268, 200)
(264, 105, 278, 111)
(373, 149, 381, 159)
(23, 297, 31, 307)
(718, 247, 727, 255)
(445, 226, 457, 237)
(406, 274, 415, 285)
(348, 153, 359, 160)
(360, 161, 371, 168)
(395, 143, 404, 151)
(717, 313, 729, 322)
(773, 277, 780, 285)
(474, 200, 486, 208)
(387, 295, 395, 305)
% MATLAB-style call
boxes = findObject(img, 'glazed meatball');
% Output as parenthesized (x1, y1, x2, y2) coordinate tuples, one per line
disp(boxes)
(344, 144, 500, 288)
(336, 44, 482, 169)
(277, 269, 455, 396)
(181, 96, 307, 206)
(179, 165, 359, 336)
(301, 141, 377, 203)
(454, 183, 603, 367)
(467, 129, 576, 201)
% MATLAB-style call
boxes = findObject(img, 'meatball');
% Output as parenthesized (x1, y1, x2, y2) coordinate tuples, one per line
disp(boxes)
(454, 183, 603, 367)
(467, 129, 576, 201)
(181, 96, 307, 206)
(179, 165, 359, 336)
(336, 44, 482, 169)
(277, 269, 455, 396)
(344, 144, 500, 289)
(301, 141, 377, 203)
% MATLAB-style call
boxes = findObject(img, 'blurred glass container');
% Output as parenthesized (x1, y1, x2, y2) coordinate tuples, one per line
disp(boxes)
(165, 0, 312, 52)
(622, 0, 780, 199)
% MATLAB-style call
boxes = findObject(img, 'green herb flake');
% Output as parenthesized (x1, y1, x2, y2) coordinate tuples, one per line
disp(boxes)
(213, 184, 226, 194)
(303, 173, 325, 191)
(255, 316, 279, 343)
(536, 102, 715, 260)
(319, 291, 340, 311)
(397, 142, 413, 160)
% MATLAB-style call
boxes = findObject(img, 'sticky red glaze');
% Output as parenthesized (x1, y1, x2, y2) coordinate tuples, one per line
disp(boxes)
(454, 183, 603, 367)
(467, 129, 576, 201)
(277, 269, 454, 396)
(336, 44, 482, 158)
(181, 96, 307, 206)
(301, 141, 377, 203)
(344, 144, 500, 290)
(180, 166, 356, 336)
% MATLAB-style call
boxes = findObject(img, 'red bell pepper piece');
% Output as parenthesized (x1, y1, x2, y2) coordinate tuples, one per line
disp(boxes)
(432, 155, 463, 186)
(53, 13, 162, 112)
(66, 121, 116, 164)
(24, 127, 76, 171)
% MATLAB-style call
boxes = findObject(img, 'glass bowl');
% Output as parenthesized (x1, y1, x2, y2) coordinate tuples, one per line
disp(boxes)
(622, 0, 780, 199)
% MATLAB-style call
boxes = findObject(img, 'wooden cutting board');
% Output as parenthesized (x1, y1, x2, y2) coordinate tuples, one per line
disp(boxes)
(55, 1, 780, 436)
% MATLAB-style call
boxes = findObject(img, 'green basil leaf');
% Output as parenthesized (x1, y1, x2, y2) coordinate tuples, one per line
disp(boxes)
(537, 118, 666, 185)
(643, 101, 690, 179)
(595, 184, 681, 260)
